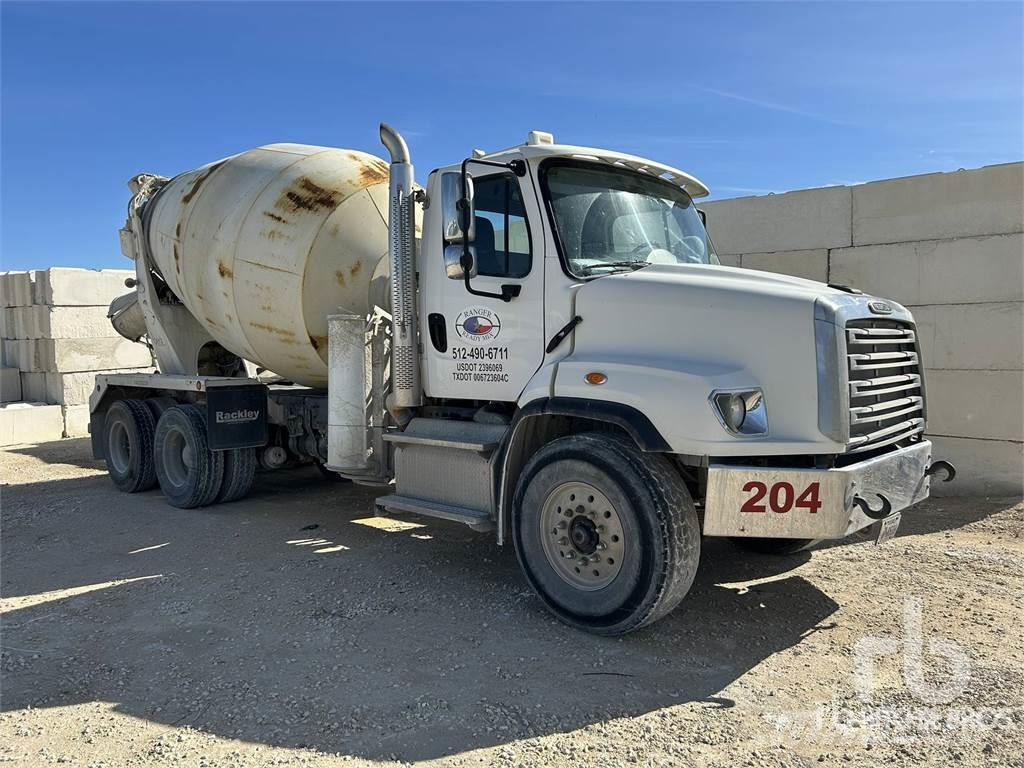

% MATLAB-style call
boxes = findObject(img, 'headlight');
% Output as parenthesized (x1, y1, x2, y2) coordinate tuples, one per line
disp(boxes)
(711, 389, 768, 436)
(724, 394, 746, 430)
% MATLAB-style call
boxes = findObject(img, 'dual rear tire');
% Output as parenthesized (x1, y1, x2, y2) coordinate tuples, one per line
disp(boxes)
(103, 400, 255, 508)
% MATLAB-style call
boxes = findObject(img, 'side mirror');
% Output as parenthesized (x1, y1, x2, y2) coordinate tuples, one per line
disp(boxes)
(697, 208, 707, 227)
(444, 244, 478, 280)
(441, 172, 475, 243)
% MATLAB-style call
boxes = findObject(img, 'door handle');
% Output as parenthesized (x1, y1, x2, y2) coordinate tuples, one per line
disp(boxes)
(427, 313, 447, 353)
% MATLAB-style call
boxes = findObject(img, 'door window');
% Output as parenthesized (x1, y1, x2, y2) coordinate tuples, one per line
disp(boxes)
(470, 175, 532, 278)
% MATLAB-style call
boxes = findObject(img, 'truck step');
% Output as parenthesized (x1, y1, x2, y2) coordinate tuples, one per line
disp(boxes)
(382, 418, 508, 455)
(376, 494, 494, 531)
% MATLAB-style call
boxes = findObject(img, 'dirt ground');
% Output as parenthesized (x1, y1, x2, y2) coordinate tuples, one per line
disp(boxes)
(1, 438, 1021, 768)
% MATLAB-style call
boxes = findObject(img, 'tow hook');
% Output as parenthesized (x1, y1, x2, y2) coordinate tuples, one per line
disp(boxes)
(925, 460, 957, 483)
(853, 493, 893, 520)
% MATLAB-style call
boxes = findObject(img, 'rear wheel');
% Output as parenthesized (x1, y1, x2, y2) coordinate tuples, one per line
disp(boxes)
(104, 399, 157, 493)
(217, 447, 257, 503)
(730, 537, 816, 555)
(513, 433, 700, 636)
(154, 404, 223, 509)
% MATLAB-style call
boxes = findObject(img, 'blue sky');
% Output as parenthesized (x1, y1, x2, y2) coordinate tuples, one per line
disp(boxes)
(2, 1, 1021, 271)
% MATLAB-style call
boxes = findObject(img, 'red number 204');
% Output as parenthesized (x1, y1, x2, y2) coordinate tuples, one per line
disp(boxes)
(741, 481, 821, 514)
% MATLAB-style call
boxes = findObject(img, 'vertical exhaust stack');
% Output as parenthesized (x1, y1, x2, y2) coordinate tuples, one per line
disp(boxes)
(380, 123, 422, 408)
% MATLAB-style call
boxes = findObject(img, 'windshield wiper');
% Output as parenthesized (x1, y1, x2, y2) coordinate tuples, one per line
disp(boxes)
(581, 261, 651, 275)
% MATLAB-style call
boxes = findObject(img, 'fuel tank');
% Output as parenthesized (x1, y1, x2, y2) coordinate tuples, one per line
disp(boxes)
(142, 143, 394, 387)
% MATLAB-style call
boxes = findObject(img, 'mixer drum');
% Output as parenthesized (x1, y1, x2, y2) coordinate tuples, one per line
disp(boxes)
(143, 143, 395, 387)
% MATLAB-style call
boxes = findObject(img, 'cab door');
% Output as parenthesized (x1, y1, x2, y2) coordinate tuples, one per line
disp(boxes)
(420, 166, 545, 402)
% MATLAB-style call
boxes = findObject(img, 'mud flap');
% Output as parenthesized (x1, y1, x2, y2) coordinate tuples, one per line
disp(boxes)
(205, 384, 268, 451)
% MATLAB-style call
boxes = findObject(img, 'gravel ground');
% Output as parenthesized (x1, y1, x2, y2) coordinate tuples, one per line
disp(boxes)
(1, 438, 1021, 767)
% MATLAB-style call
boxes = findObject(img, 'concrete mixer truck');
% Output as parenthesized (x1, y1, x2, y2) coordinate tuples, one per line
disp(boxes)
(89, 124, 953, 634)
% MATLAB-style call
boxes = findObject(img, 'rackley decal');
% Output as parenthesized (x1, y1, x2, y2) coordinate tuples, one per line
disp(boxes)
(455, 307, 501, 343)
(215, 408, 260, 425)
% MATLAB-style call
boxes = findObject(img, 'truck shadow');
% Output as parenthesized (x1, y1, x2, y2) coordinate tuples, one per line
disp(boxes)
(1, 468, 837, 762)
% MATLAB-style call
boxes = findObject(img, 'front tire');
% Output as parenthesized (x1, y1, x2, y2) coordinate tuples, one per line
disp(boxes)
(513, 433, 700, 636)
(154, 404, 224, 509)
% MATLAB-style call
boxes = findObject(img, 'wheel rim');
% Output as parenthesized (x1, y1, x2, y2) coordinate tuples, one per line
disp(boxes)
(163, 429, 193, 489)
(108, 420, 131, 474)
(540, 481, 625, 591)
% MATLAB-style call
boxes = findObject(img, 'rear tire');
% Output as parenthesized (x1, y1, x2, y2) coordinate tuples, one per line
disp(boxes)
(217, 447, 257, 503)
(104, 399, 158, 493)
(154, 404, 224, 509)
(730, 537, 816, 555)
(513, 433, 700, 636)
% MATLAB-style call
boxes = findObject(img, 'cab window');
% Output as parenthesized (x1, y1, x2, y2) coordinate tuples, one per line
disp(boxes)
(471, 174, 531, 278)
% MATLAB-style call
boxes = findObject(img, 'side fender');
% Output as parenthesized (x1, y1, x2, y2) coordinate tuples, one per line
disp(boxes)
(494, 397, 670, 544)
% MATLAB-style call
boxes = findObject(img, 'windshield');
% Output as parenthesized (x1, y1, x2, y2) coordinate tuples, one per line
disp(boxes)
(543, 162, 718, 277)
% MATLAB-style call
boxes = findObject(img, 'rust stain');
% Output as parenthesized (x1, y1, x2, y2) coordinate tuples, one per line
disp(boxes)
(222, 291, 229, 298)
(175, 221, 182, 238)
(181, 160, 225, 204)
(349, 260, 362, 279)
(356, 158, 389, 187)
(276, 176, 344, 214)
(259, 303, 273, 312)
(334, 270, 346, 288)
(250, 321, 297, 340)
(217, 261, 233, 279)
(195, 292, 204, 301)
(204, 316, 220, 327)
(264, 229, 286, 241)
(309, 335, 327, 352)
(173, 243, 181, 273)
(263, 211, 290, 224)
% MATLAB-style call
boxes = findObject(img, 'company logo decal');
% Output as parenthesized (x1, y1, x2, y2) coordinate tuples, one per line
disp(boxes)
(455, 307, 501, 343)
(216, 409, 260, 425)
(868, 301, 893, 315)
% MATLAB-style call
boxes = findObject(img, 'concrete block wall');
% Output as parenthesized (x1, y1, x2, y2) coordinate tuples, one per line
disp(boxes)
(702, 161, 1024, 497)
(0, 268, 153, 445)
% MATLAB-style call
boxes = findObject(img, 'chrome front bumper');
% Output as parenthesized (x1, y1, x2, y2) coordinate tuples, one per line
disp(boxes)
(703, 440, 937, 540)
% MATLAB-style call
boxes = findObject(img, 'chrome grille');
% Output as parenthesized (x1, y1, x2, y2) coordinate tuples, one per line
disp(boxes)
(846, 320, 926, 453)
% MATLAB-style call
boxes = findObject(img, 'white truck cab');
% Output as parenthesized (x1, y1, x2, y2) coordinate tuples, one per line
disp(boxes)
(91, 124, 954, 635)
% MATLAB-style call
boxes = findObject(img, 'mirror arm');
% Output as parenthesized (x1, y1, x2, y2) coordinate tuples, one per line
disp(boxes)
(457, 157, 528, 303)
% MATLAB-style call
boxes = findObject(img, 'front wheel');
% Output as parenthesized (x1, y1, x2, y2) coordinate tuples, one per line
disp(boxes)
(513, 433, 700, 636)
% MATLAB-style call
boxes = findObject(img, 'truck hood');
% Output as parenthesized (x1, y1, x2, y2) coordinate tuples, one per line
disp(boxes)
(556, 263, 890, 456)
(594, 262, 849, 302)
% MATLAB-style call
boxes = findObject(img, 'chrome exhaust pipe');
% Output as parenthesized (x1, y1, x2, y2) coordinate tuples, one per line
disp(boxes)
(380, 123, 422, 408)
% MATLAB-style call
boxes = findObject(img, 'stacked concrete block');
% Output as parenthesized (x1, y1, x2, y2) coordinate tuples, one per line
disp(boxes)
(0, 267, 152, 445)
(1, 366, 21, 403)
(703, 161, 1024, 497)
